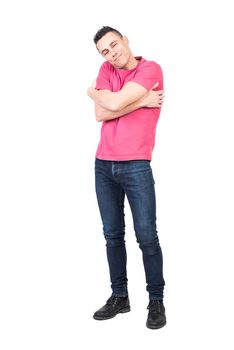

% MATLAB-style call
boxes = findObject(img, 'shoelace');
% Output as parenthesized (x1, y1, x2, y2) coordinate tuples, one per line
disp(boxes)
(147, 300, 162, 312)
(106, 296, 119, 306)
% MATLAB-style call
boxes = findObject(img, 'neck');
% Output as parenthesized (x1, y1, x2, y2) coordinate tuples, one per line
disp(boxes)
(125, 56, 140, 70)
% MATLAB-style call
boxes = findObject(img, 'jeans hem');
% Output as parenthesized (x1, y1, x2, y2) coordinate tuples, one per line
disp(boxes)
(112, 292, 128, 298)
(149, 296, 164, 301)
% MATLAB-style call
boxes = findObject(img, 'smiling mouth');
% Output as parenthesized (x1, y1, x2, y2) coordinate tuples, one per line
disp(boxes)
(114, 54, 122, 62)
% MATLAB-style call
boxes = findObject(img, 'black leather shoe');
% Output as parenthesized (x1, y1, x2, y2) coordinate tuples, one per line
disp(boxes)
(93, 296, 130, 320)
(146, 300, 166, 329)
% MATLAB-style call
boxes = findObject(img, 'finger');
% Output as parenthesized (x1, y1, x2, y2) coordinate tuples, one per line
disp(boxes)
(157, 90, 164, 95)
(152, 82, 159, 90)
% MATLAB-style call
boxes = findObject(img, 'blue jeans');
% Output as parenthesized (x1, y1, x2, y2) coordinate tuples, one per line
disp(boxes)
(95, 158, 165, 300)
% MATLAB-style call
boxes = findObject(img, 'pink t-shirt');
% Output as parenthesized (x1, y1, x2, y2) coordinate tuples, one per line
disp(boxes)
(95, 57, 163, 161)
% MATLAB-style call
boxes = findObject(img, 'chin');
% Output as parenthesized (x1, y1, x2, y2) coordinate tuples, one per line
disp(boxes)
(112, 62, 123, 69)
(114, 60, 127, 69)
(116, 64, 125, 69)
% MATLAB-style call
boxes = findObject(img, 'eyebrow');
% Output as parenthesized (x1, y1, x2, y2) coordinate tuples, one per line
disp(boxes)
(101, 40, 118, 54)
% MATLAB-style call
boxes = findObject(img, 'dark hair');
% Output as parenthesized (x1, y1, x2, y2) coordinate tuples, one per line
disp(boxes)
(94, 26, 123, 45)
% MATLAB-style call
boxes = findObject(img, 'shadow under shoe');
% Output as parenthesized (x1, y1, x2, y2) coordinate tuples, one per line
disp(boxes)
(93, 296, 130, 320)
(146, 300, 166, 329)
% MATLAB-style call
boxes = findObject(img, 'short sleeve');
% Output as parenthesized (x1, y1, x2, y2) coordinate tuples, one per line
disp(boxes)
(96, 62, 112, 91)
(130, 61, 163, 91)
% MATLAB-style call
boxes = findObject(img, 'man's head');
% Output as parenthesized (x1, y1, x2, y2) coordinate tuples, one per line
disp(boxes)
(94, 26, 123, 46)
(93, 26, 136, 69)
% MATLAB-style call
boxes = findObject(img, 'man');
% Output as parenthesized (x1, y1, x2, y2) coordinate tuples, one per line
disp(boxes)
(87, 26, 166, 329)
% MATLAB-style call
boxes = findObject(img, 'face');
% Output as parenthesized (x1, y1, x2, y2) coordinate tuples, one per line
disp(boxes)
(96, 31, 133, 69)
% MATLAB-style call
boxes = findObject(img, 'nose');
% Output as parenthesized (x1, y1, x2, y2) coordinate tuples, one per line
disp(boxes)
(109, 48, 117, 57)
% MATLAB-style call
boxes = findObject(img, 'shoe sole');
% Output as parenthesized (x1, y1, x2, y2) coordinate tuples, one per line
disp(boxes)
(146, 320, 167, 329)
(93, 306, 131, 320)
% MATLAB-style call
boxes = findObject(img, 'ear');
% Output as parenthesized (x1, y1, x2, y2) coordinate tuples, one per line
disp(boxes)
(122, 36, 129, 45)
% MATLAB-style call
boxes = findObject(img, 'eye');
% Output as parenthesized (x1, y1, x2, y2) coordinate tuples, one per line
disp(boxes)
(110, 42, 118, 48)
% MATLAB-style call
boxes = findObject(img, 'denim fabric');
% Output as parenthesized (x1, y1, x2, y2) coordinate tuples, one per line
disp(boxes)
(95, 158, 165, 300)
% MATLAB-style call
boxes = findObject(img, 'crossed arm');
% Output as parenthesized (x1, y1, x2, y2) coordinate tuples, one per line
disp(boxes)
(87, 81, 164, 122)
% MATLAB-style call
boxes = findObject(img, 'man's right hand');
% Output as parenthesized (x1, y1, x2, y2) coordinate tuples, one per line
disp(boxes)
(140, 82, 165, 108)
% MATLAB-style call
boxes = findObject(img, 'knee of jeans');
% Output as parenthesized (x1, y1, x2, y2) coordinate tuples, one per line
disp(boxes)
(135, 225, 158, 244)
(104, 231, 125, 248)
(139, 239, 161, 255)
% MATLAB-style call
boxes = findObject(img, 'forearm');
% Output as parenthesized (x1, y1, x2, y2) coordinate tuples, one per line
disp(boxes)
(95, 98, 144, 122)
(88, 82, 148, 112)
(88, 87, 119, 111)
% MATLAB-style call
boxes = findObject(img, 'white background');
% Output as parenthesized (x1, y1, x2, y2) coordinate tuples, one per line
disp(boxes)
(0, 0, 233, 349)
